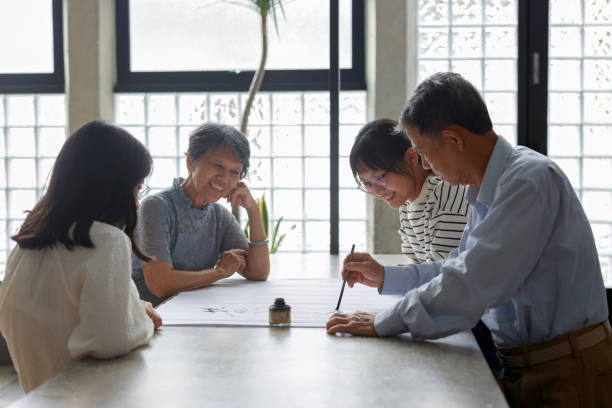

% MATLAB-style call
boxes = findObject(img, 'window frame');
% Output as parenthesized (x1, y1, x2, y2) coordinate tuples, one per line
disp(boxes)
(0, 0, 64, 94)
(114, 0, 365, 93)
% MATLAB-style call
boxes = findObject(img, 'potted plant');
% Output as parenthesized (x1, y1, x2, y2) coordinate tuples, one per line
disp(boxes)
(244, 194, 295, 253)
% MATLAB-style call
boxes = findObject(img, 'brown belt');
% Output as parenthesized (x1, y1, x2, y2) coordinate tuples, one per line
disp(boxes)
(497, 320, 612, 368)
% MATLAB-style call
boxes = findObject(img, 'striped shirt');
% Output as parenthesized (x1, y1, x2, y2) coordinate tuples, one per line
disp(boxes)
(398, 174, 469, 263)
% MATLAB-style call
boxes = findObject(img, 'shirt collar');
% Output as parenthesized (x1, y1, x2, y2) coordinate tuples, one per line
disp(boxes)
(172, 177, 211, 218)
(466, 136, 513, 207)
(171, 178, 188, 207)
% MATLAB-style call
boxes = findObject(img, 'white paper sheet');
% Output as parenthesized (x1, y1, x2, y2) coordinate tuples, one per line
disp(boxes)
(157, 279, 401, 327)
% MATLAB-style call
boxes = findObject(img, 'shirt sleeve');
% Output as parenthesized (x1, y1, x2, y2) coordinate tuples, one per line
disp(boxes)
(68, 231, 154, 359)
(220, 206, 248, 252)
(398, 207, 419, 263)
(374, 175, 558, 339)
(380, 262, 442, 296)
(137, 197, 173, 265)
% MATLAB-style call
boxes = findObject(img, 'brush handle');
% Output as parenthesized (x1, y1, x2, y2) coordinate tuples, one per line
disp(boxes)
(335, 244, 355, 311)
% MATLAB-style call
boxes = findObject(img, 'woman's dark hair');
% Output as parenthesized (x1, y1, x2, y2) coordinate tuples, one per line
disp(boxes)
(188, 122, 250, 179)
(12, 120, 153, 261)
(399, 72, 493, 138)
(349, 118, 426, 184)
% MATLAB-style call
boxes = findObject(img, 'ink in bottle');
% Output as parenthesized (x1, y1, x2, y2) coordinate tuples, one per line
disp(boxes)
(269, 298, 291, 327)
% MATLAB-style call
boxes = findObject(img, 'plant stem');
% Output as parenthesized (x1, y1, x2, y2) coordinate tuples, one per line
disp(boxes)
(233, 11, 269, 221)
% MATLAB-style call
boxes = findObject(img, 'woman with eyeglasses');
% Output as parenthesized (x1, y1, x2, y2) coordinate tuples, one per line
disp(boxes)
(350, 118, 468, 264)
(344, 118, 501, 378)
(0, 121, 161, 393)
(131, 122, 269, 307)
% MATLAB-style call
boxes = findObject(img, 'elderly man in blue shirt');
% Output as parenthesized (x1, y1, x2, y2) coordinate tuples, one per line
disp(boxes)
(327, 72, 612, 406)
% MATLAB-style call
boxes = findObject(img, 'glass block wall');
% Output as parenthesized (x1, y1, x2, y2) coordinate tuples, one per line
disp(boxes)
(0, 94, 66, 274)
(548, 0, 612, 285)
(417, 0, 518, 145)
(115, 91, 368, 253)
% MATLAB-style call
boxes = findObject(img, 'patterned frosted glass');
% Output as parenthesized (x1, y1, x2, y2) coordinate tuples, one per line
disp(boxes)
(549, 93, 581, 123)
(452, 28, 482, 57)
(273, 94, 301, 124)
(38, 96, 65, 126)
(584, 126, 612, 156)
(273, 158, 302, 188)
(272, 126, 301, 156)
(549, 1, 612, 284)
(584, 93, 612, 123)
(417, 0, 517, 144)
(304, 158, 330, 188)
(550, 0, 582, 24)
(274, 190, 303, 219)
(0, 92, 65, 276)
(304, 190, 329, 219)
(248, 127, 271, 157)
(548, 126, 580, 157)
(485, 27, 516, 57)
(7, 96, 35, 126)
(549, 60, 581, 91)
(211, 95, 240, 124)
(8, 128, 35, 156)
(116, 91, 368, 253)
(583, 191, 612, 221)
(484, 0, 516, 24)
(419, 0, 449, 25)
(453, 0, 482, 25)
(147, 95, 176, 125)
(584, 28, 612, 57)
(419, 29, 450, 58)
(550, 28, 582, 57)
(584, 60, 612, 90)
(585, 0, 612, 23)
(583, 159, 612, 189)
(0, 1, 54, 73)
(179, 95, 208, 125)
(148, 127, 177, 156)
(485, 60, 516, 90)
(305, 126, 330, 156)
(130, 0, 352, 71)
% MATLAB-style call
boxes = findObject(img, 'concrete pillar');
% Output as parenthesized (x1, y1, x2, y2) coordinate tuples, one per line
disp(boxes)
(63, 0, 116, 135)
(365, 0, 418, 253)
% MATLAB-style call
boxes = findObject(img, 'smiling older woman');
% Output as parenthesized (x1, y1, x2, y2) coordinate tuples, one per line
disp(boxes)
(132, 122, 270, 306)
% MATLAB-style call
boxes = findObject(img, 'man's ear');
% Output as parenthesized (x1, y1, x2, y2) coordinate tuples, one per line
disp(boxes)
(186, 152, 194, 172)
(403, 147, 420, 169)
(441, 125, 465, 152)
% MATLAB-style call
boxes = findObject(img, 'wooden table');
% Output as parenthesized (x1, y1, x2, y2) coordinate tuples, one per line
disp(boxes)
(11, 254, 507, 407)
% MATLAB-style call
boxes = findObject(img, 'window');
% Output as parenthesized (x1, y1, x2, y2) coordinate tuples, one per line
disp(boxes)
(417, 0, 518, 145)
(0, 0, 64, 93)
(116, 90, 367, 253)
(548, 0, 612, 284)
(115, 0, 365, 92)
(417, 0, 610, 283)
(0, 95, 66, 271)
(0, 1, 65, 274)
(115, 0, 367, 253)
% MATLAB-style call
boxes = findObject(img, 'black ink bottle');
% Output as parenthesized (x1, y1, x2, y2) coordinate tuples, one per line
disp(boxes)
(269, 298, 291, 327)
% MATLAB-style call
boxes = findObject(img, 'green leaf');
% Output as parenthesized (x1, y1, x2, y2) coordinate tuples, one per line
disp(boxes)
(259, 194, 269, 237)
(270, 232, 287, 254)
(271, 216, 283, 248)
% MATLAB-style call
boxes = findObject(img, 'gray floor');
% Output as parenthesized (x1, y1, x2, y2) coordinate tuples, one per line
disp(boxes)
(0, 366, 23, 407)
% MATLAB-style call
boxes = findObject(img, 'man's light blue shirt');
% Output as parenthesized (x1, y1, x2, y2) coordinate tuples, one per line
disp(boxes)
(375, 136, 607, 347)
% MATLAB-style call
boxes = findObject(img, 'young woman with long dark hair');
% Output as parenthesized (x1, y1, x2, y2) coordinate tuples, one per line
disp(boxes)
(0, 120, 161, 393)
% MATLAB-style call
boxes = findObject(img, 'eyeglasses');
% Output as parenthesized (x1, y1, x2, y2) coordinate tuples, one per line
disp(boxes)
(357, 171, 388, 193)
